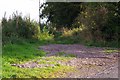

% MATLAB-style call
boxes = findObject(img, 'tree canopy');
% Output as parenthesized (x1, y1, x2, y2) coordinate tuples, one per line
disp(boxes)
(40, 2, 120, 42)
(41, 2, 82, 28)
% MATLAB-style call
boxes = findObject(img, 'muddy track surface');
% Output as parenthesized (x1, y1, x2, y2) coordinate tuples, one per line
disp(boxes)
(39, 44, 119, 78)
(11, 44, 119, 78)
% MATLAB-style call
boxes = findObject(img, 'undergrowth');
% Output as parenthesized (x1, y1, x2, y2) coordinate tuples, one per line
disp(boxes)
(54, 27, 119, 48)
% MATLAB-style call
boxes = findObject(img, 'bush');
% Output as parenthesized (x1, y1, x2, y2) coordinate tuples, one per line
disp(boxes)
(2, 12, 54, 45)
(73, 3, 119, 42)
(37, 26, 54, 41)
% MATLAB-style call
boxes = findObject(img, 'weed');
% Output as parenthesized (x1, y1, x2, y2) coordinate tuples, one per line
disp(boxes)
(56, 52, 76, 57)
(102, 49, 119, 54)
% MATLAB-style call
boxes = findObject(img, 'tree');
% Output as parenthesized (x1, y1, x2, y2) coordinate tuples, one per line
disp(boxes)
(41, 2, 120, 42)
(74, 2, 120, 41)
(40, 2, 82, 28)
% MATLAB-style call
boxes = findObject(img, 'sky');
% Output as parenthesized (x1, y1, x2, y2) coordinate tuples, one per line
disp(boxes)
(0, 0, 45, 22)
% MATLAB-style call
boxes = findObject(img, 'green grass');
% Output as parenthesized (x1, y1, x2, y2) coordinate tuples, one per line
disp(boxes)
(3, 64, 73, 78)
(56, 52, 76, 57)
(33, 56, 73, 66)
(54, 36, 119, 48)
(2, 40, 74, 78)
(102, 49, 119, 54)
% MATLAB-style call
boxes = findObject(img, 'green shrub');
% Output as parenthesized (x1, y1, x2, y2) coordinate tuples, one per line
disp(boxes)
(37, 26, 54, 41)
(2, 12, 54, 45)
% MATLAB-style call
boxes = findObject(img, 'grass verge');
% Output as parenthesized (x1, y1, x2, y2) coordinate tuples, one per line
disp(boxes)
(2, 40, 74, 78)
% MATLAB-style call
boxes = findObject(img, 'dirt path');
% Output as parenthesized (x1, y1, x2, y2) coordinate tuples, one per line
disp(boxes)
(39, 44, 119, 78)
(90, 63, 118, 78)
(39, 44, 118, 58)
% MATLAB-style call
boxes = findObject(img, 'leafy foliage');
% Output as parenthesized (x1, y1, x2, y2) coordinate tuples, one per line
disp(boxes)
(74, 3, 119, 42)
(41, 2, 82, 28)
(2, 12, 54, 45)
(41, 2, 119, 46)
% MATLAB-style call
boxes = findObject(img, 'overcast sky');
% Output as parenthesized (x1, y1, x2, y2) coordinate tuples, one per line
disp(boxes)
(0, 0, 45, 22)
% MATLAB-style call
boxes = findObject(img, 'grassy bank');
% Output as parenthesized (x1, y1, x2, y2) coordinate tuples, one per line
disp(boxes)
(2, 39, 75, 78)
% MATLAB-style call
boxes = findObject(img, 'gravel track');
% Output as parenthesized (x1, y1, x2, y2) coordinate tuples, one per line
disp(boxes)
(39, 44, 119, 78)
(11, 44, 119, 78)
